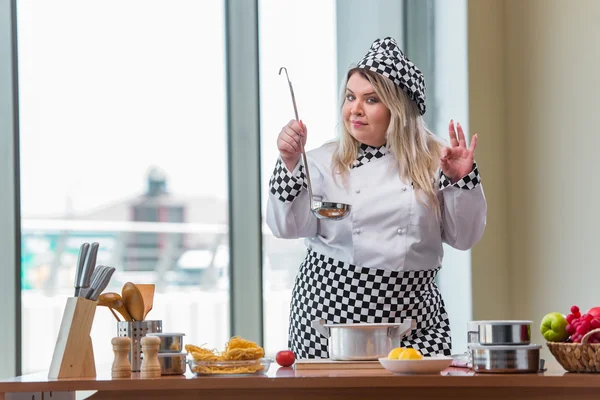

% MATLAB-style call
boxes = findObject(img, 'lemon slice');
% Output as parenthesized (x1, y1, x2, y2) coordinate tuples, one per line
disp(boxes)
(387, 347, 406, 359)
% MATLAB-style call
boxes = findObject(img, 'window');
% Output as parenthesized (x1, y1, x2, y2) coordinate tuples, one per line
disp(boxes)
(17, 0, 229, 373)
(5, 0, 470, 375)
(259, 0, 338, 355)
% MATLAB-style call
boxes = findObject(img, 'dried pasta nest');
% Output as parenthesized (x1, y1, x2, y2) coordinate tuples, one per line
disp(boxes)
(224, 336, 265, 360)
(185, 336, 266, 374)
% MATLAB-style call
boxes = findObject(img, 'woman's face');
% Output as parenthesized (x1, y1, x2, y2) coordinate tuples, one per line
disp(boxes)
(342, 72, 391, 147)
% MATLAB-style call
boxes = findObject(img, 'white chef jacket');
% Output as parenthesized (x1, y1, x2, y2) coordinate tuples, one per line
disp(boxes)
(266, 142, 487, 272)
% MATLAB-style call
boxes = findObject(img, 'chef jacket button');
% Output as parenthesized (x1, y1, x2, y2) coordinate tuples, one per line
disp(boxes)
(354, 228, 361, 234)
(402, 187, 407, 192)
(397, 228, 404, 234)
(355, 189, 361, 194)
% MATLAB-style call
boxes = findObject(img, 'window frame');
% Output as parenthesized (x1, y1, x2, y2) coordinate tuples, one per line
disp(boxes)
(0, 0, 466, 376)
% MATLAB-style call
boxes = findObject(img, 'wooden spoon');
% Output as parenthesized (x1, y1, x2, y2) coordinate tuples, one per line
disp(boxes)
(98, 301, 121, 322)
(122, 282, 145, 321)
(98, 292, 133, 321)
(136, 284, 155, 320)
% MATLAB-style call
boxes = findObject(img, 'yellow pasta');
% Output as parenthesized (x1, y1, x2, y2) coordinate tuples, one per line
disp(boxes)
(223, 347, 264, 361)
(185, 344, 222, 362)
(186, 336, 265, 374)
(225, 336, 260, 350)
(222, 336, 265, 360)
(191, 364, 264, 375)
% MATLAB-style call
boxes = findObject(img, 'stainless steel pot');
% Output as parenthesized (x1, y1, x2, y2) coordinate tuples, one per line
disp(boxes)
(467, 321, 480, 346)
(470, 344, 541, 373)
(473, 320, 531, 345)
(310, 319, 415, 360)
(157, 353, 187, 375)
(146, 333, 185, 353)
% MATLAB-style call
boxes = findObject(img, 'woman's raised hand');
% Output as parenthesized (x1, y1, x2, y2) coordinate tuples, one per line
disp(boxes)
(277, 119, 307, 171)
(440, 120, 478, 183)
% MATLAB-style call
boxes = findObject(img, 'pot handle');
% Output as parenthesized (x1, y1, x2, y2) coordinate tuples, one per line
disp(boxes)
(387, 318, 417, 339)
(310, 319, 330, 338)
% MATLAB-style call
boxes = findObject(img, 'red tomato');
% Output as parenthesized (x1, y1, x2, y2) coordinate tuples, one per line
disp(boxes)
(275, 350, 296, 367)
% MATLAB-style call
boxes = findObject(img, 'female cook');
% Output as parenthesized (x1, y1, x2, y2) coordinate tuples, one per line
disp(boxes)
(266, 37, 487, 358)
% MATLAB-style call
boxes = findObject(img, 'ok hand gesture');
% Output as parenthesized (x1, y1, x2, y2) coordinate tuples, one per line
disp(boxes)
(440, 120, 478, 182)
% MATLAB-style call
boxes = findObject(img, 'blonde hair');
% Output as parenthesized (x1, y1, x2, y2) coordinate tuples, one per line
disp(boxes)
(332, 68, 443, 215)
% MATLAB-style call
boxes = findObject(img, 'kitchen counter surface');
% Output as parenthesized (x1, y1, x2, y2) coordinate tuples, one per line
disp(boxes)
(1, 361, 599, 400)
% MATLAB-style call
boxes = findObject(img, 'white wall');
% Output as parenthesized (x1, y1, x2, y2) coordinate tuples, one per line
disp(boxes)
(469, 0, 600, 361)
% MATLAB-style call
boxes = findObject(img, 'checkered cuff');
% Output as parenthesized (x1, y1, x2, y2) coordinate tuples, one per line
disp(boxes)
(269, 158, 307, 203)
(439, 163, 481, 190)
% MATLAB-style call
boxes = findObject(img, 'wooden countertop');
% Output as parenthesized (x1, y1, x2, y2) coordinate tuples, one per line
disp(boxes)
(1, 361, 600, 400)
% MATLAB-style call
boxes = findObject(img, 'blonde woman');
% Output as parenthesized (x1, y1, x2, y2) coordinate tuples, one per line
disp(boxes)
(267, 37, 486, 359)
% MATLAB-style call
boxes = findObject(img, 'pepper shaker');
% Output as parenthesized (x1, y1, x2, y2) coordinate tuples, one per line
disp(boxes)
(140, 336, 161, 378)
(111, 337, 131, 378)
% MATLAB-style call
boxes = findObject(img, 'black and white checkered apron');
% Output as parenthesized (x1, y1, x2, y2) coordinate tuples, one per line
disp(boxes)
(288, 250, 452, 359)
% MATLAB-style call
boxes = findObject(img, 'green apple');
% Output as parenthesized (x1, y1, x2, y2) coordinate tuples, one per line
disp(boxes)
(540, 312, 569, 342)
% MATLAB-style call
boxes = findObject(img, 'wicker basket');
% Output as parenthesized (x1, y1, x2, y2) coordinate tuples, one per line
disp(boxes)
(547, 328, 600, 372)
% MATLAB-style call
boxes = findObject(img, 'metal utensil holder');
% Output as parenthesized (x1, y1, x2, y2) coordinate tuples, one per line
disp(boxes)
(118, 320, 162, 372)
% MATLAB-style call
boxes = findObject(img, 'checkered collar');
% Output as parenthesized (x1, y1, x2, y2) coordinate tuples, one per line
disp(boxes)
(352, 143, 388, 169)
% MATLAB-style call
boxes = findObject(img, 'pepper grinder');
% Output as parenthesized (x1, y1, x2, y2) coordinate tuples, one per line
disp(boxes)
(140, 336, 161, 378)
(111, 337, 131, 378)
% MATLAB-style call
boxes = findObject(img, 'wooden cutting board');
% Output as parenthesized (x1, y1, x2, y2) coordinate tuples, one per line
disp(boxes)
(295, 358, 383, 370)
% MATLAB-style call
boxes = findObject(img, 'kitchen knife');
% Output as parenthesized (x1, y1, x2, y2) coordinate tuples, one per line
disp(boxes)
(80, 242, 99, 294)
(74, 243, 90, 297)
(80, 265, 104, 299)
(87, 266, 115, 301)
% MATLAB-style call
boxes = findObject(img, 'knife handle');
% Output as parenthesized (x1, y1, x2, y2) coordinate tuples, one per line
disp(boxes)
(74, 243, 90, 297)
(82, 242, 100, 289)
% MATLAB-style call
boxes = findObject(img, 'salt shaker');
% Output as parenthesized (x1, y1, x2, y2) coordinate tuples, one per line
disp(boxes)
(140, 336, 161, 378)
(111, 337, 131, 378)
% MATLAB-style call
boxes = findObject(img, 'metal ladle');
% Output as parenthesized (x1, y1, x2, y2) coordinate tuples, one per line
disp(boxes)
(278, 67, 351, 221)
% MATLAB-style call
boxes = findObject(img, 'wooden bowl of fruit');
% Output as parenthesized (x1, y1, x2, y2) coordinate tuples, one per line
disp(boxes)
(542, 306, 600, 373)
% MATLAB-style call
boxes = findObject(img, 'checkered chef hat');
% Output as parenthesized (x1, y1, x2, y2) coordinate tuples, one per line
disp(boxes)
(357, 37, 426, 115)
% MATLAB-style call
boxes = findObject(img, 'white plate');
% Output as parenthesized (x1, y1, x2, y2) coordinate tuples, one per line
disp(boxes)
(378, 356, 453, 375)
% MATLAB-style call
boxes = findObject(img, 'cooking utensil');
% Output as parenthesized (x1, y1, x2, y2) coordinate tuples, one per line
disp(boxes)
(85, 265, 105, 301)
(73, 243, 90, 297)
(118, 320, 163, 372)
(81, 242, 99, 292)
(85, 265, 115, 301)
(475, 320, 531, 346)
(94, 266, 115, 300)
(136, 284, 155, 320)
(80, 265, 103, 299)
(279, 67, 351, 221)
(467, 321, 480, 346)
(122, 282, 145, 321)
(99, 292, 132, 321)
(311, 318, 416, 360)
(155, 353, 186, 375)
(98, 293, 122, 322)
(470, 344, 541, 373)
(146, 333, 185, 353)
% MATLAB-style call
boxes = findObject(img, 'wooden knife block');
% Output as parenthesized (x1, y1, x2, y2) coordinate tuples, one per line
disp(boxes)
(48, 296, 97, 379)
